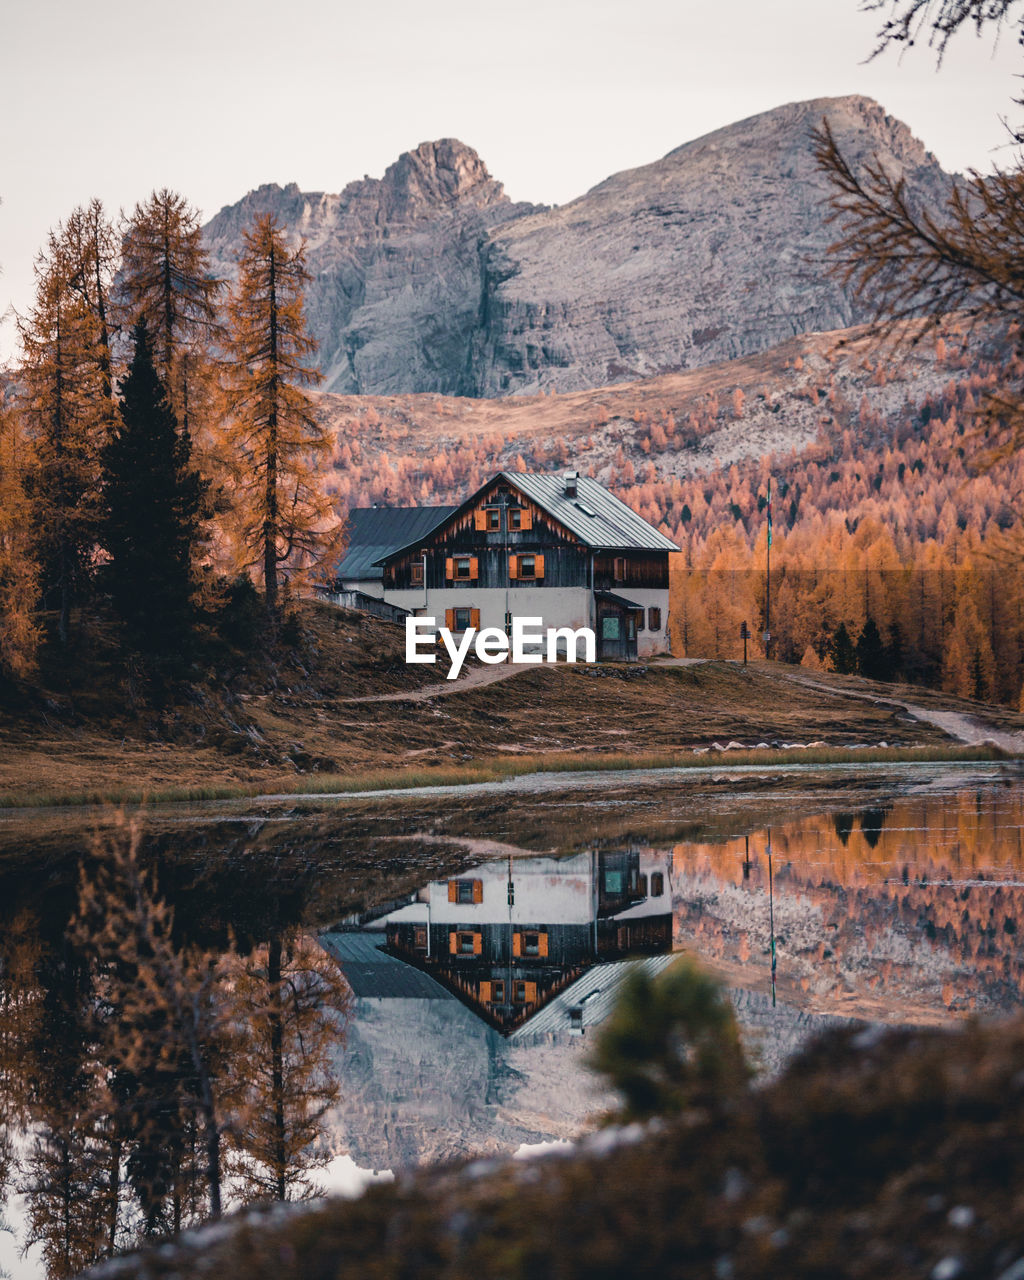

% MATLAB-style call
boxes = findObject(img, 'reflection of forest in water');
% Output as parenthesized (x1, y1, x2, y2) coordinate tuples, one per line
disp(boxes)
(0, 824, 350, 1279)
(2, 777, 1023, 1278)
(671, 787, 1024, 1016)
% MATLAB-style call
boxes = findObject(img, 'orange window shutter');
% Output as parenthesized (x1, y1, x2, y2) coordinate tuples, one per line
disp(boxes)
(445, 608, 455, 631)
(509, 554, 518, 580)
(479, 981, 492, 1002)
(512, 932, 522, 957)
(472, 933, 483, 955)
(535, 553, 545, 579)
(448, 880, 458, 903)
(445, 556, 454, 581)
(470, 608, 480, 630)
(469, 556, 479, 579)
(449, 932, 458, 954)
(521, 508, 533, 531)
(538, 932, 549, 958)
(472, 879, 483, 904)
(524, 982, 537, 1003)
(474, 510, 487, 531)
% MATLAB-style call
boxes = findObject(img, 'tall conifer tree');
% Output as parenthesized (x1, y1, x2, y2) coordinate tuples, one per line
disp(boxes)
(100, 322, 204, 671)
(18, 228, 109, 645)
(224, 214, 341, 616)
(118, 190, 222, 442)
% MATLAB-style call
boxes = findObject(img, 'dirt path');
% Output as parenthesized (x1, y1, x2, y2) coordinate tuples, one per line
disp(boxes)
(773, 668, 1024, 753)
(341, 661, 534, 703)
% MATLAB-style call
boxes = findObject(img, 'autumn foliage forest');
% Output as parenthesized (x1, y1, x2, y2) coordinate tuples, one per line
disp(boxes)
(2, 184, 1021, 714)
(318, 323, 1024, 708)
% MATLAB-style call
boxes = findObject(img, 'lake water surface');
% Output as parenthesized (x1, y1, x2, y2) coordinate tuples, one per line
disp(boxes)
(1, 762, 1021, 1278)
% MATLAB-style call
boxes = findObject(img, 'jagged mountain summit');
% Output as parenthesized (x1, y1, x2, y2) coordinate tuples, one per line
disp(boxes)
(203, 97, 950, 398)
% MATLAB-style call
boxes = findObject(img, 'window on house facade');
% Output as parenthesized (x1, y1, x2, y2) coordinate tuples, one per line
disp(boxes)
(448, 878, 482, 904)
(637, 874, 648, 897)
(648, 607, 662, 631)
(518, 555, 536, 578)
(508, 507, 523, 530)
(454, 607, 472, 631)
(514, 981, 528, 1003)
(651, 872, 665, 897)
(410, 562, 424, 584)
(523, 931, 541, 957)
(492, 979, 506, 1003)
(486, 507, 501, 530)
(457, 879, 477, 904)
(413, 926, 427, 950)
(613, 556, 627, 582)
(457, 931, 478, 955)
(454, 556, 473, 579)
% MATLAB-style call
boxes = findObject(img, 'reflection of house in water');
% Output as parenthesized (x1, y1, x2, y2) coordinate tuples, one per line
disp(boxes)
(381, 849, 675, 1033)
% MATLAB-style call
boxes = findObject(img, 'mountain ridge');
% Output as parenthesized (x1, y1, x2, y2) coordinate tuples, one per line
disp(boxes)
(203, 95, 951, 398)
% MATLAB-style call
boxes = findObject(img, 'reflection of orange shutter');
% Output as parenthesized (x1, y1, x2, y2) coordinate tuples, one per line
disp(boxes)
(469, 556, 478, 580)
(470, 608, 480, 630)
(509, 555, 518, 580)
(445, 608, 455, 631)
(479, 981, 492, 1002)
(538, 932, 549, 957)
(512, 932, 522, 957)
(535, 553, 545, 579)
(524, 981, 537, 1003)
(472, 933, 483, 955)
(448, 881, 457, 903)
(445, 556, 454, 581)
(521, 508, 533, 531)
(474, 510, 487, 531)
(472, 879, 483, 904)
(449, 932, 458, 954)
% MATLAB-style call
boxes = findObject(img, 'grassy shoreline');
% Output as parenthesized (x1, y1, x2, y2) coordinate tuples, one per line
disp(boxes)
(1, 742, 1015, 814)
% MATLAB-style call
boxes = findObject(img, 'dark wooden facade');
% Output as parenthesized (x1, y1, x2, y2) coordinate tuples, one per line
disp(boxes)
(381, 475, 670, 593)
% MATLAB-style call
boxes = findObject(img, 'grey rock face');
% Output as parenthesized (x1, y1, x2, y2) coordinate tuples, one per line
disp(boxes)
(204, 97, 950, 398)
(468, 95, 950, 395)
(203, 139, 536, 395)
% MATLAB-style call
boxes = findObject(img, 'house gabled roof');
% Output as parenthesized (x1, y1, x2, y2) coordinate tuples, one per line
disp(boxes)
(336, 505, 457, 581)
(374, 471, 678, 566)
(508, 471, 678, 551)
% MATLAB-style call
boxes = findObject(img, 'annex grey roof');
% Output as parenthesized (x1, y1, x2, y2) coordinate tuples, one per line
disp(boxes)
(506, 472, 678, 551)
(374, 472, 678, 566)
(320, 930, 452, 1000)
(336, 505, 456, 581)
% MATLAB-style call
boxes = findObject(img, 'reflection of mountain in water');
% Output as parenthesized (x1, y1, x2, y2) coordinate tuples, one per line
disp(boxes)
(320, 930, 617, 1168)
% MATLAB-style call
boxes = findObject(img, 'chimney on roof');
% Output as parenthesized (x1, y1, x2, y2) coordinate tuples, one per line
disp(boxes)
(564, 469, 578, 497)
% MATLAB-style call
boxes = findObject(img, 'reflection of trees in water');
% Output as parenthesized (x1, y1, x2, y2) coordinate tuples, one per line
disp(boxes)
(859, 807, 891, 850)
(833, 813, 854, 846)
(0, 821, 351, 1278)
(671, 789, 1024, 1015)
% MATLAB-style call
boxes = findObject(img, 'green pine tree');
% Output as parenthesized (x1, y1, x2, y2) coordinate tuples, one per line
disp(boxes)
(99, 323, 205, 676)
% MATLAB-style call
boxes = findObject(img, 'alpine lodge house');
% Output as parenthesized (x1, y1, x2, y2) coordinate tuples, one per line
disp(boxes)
(327, 470, 678, 661)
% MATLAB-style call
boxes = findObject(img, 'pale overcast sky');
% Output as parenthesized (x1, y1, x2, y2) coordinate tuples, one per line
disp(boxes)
(1, 0, 1020, 362)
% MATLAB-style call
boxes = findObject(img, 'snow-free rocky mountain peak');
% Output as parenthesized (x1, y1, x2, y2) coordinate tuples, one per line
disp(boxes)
(203, 97, 950, 398)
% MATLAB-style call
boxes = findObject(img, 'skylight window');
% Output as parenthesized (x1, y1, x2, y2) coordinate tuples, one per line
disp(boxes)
(574, 501, 597, 517)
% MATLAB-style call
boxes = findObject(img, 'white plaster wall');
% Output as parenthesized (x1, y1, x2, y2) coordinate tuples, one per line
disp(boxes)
(425, 854, 596, 925)
(605, 587, 672, 656)
(397, 587, 595, 653)
(339, 578, 386, 599)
